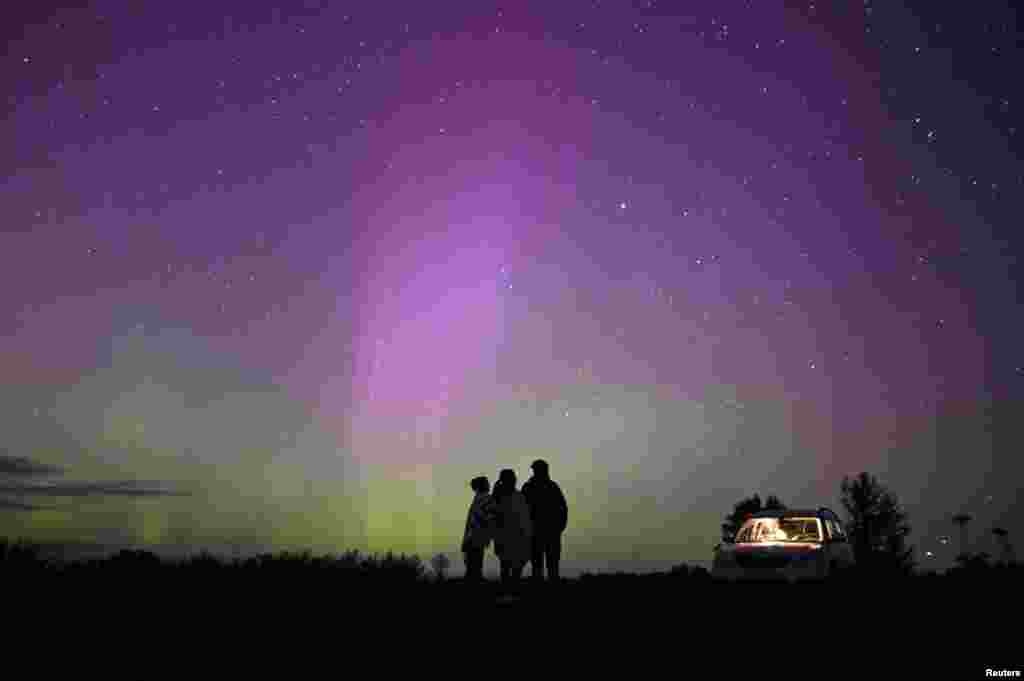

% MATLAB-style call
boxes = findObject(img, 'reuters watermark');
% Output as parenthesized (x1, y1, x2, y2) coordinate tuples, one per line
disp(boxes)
(985, 671, 1022, 678)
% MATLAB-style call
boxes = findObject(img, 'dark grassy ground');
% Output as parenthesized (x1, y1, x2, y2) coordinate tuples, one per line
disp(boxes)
(3, 538, 1016, 678)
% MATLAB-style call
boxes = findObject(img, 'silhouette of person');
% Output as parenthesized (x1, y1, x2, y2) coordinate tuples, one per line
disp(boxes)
(490, 469, 532, 594)
(461, 476, 494, 583)
(522, 459, 568, 583)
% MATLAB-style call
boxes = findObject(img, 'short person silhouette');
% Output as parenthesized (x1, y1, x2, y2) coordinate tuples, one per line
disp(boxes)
(461, 476, 494, 582)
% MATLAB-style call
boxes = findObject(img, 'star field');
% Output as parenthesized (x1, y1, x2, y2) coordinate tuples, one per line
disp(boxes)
(1, 0, 1021, 573)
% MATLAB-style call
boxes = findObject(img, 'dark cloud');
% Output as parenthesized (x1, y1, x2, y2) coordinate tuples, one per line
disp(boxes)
(0, 455, 64, 476)
(0, 480, 191, 497)
(0, 455, 190, 512)
(0, 498, 54, 511)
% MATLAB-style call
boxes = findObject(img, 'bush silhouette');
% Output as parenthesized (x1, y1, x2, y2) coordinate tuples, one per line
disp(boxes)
(5, 534, 1022, 610)
(0, 537, 51, 574)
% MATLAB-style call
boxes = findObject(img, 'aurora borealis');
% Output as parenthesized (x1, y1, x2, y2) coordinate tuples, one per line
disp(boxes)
(3, 1, 1021, 574)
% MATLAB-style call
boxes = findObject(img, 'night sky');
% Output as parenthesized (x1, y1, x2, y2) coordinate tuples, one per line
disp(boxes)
(3, 0, 1021, 574)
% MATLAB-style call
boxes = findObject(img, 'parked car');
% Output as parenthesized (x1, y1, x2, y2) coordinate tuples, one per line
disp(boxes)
(711, 507, 855, 583)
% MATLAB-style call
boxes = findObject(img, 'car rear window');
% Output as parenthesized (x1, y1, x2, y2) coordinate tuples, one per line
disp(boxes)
(739, 517, 823, 543)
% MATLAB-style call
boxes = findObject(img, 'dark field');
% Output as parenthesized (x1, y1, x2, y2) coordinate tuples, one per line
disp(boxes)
(4, 538, 1016, 679)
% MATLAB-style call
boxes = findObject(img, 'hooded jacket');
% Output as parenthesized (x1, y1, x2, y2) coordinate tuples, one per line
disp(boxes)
(462, 492, 494, 552)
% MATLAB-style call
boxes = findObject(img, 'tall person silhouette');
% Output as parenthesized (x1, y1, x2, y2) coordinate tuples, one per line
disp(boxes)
(522, 459, 568, 583)
(490, 469, 532, 595)
(461, 476, 494, 583)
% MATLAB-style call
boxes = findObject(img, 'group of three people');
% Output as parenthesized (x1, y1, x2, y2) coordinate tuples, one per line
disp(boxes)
(461, 459, 568, 587)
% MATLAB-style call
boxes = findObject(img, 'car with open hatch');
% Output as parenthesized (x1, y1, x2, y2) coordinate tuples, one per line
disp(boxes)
(711, 507, 855, 583)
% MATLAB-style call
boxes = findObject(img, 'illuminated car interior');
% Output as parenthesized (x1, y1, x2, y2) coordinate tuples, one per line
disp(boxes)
(736, 518, 823, 543)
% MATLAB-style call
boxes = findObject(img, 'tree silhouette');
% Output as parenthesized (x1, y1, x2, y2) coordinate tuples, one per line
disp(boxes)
(430, 552, 451, 581)
(840, 472, 914, 575)
(721, 493, 786, 542)
(992, 527, 1014, 566)
(951, 513, 971, 563)
(954, 551, 991, 572)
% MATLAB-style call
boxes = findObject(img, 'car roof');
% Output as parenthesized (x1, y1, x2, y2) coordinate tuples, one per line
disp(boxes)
(749, 508, 839, 519)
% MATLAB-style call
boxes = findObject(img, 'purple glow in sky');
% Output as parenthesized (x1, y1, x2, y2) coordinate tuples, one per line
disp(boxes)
(2, 0, 1021, 573)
